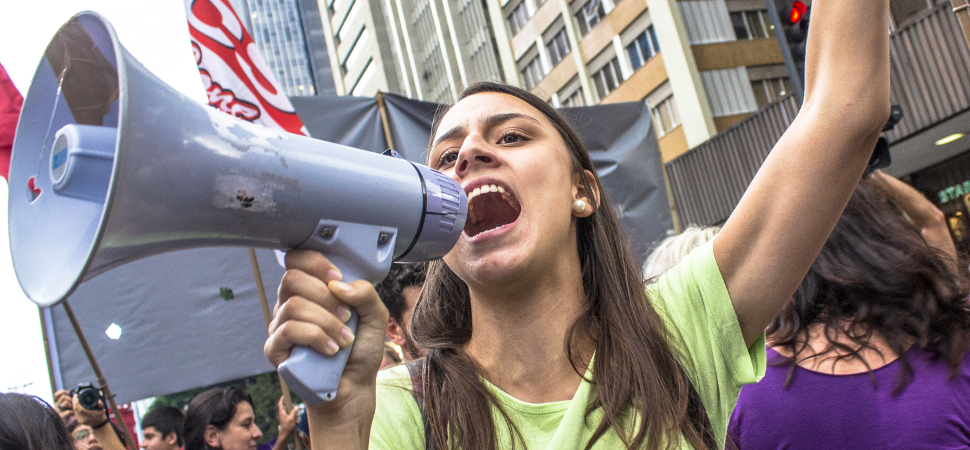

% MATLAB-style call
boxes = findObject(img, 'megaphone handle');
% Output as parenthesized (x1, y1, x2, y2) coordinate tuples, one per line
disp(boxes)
(277, 220, 396, 405)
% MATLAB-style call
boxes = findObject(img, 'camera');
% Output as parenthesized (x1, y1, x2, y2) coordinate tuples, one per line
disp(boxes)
(71, 383, 105, 410)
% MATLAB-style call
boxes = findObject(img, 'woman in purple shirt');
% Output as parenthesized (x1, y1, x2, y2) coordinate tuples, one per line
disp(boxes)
(728, 177, 970, 449)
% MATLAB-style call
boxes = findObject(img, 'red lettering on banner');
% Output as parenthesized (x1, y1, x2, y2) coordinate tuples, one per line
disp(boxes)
(185, 0, 308, 135)
(200, 70, 260, 121)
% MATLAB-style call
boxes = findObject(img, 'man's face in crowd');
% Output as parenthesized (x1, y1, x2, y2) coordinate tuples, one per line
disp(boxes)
(140, 426, 179, 450)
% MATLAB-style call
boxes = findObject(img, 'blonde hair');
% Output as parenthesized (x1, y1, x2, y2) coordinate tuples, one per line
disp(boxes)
(643, 225, 721, 279)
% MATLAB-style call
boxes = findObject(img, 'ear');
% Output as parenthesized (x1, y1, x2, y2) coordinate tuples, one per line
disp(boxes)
(386, 318, 407, 347)
(203, 425, 221, 448)
(164, 431, 178, 446)
(572, 170, 600, 218)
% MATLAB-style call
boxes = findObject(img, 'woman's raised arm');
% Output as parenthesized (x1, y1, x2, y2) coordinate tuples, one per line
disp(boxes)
(714, 0, 892, 346)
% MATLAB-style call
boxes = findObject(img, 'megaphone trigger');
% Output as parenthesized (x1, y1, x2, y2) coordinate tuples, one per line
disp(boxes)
(278, 220, 397, 404)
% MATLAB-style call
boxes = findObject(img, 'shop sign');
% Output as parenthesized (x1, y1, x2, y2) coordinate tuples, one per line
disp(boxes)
(938, 181, 970, 203)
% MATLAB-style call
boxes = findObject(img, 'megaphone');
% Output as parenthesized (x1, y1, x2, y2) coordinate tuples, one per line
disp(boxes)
(8, 12, 466, 404)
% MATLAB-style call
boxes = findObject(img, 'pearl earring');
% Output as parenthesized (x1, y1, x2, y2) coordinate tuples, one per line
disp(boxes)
(572, 200, 587, 214)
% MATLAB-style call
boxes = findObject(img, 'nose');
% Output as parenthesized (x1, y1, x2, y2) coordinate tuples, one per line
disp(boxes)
(252, 424, 263, 440)
(454, 134, 497, 178)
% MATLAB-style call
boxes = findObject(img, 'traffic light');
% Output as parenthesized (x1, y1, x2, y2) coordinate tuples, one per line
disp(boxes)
(766, 0, 811, 103)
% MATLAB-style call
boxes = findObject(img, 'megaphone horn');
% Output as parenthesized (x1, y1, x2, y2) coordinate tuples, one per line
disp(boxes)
(9, 12, 467, 404)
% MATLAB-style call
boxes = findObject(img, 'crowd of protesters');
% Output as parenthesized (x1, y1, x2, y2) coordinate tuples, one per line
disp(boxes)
(259, 1, 969, 448)
(5, 0, 970, 447)
(3, 162, 969, 450)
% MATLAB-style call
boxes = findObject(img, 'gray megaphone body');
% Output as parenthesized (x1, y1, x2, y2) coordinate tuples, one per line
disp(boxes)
(8, 12, 467, 405)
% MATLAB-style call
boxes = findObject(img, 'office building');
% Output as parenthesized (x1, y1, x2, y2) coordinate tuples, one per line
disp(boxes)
(492, 0, 795, 163)
(230, 0, 337, 96)
(317, 0, 506, 101)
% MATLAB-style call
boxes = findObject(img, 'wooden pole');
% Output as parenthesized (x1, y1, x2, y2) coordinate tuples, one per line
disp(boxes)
(61, 300, 135, 449)
(38, 307, 58, 396)
(951, 0, 970, 50)
(375, 91, 397, 151)
(248, 248, 303, 450)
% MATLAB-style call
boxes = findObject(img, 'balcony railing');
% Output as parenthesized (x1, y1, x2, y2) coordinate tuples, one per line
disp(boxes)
(886, 2, 970, 142)
(666, 94, 798, 226)
(665, 2, 970, 227)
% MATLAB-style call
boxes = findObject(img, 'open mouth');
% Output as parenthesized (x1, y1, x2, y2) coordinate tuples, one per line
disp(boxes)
(464, 183, 521, 237)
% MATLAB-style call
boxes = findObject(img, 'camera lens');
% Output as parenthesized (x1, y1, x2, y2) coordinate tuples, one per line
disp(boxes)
(77, 386, 101, 410)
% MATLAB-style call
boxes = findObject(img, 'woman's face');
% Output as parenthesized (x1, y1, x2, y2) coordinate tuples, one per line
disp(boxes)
(429, 92, 585, 287)
(210, 402, 262, 450)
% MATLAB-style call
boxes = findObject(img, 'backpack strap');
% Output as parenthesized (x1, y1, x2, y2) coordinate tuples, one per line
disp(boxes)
(406, 359, 715, 450)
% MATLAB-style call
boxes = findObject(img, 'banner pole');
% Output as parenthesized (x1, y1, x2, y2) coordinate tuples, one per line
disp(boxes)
(375, 91, 397, 151)
(38, 306, 58, 397)
(61, 300, 135, 449)
(248, 248, 302, 450)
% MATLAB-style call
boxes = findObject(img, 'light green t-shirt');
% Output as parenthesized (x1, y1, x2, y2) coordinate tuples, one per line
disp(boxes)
(370, 241, 766, 449)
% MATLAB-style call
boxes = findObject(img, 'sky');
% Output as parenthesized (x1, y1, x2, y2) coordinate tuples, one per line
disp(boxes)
(0, 1, 208, 405)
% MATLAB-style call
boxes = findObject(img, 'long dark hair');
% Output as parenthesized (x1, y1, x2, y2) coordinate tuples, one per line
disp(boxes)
(409, 82, 707, 450)
(0, 393, 74, 450)
(768, 178, 970, 394)
(183, 388, 254, 450)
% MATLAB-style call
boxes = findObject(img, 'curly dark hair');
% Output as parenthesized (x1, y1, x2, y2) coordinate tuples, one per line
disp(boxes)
(768, 178, 970, 394)
(375, 262, 427, 323)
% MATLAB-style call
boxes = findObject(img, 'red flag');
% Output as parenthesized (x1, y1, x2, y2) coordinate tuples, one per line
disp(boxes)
(0, 61, 24, 180)
(184, 0, 309, 136)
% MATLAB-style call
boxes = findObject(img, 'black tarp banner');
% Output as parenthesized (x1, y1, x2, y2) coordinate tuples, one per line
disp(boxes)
(49, 93, 672, 404)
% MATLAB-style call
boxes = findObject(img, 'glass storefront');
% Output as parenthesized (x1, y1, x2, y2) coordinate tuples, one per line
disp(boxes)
(909, 150, 970, 256)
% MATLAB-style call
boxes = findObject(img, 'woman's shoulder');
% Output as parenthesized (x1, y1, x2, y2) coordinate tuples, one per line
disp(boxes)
(646, 240, 725, 310)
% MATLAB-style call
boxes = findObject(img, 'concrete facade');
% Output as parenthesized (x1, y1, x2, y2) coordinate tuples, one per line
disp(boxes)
(492, 0, 789, 162)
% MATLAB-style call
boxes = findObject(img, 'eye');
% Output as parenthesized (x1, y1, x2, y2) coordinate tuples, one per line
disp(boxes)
(436, 149, 459, 169)
(499, 132, 525, 145)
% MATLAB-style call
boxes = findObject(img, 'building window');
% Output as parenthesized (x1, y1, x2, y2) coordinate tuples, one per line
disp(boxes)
(521, 56, 544, 89)
(651, 95, 681, 136)
(626, 25, 660, 71)
(507, 2, 531, 36)
(561, 89, 585, 107)
(750, 76, 793, 109)
(574, 0, 605, 36)
(546, 29, 571, 67)
(591, 57, 623, 99)
(730, 10, 772, 40)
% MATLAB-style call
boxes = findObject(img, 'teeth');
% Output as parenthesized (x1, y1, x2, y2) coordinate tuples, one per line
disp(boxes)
(467, 184, 508, 202)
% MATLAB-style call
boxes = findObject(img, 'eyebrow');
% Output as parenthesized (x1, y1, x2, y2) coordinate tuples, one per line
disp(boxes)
(431, 112, 541, 151)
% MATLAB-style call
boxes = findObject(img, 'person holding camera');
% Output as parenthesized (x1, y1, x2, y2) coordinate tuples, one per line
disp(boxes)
(54, 387, 125, 450)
